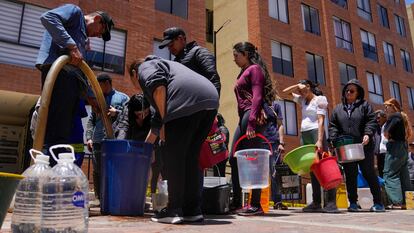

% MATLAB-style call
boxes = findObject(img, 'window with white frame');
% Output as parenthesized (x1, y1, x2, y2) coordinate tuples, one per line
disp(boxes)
(333, 17, 353, 52)
(339, 62, 357, 86)
(271, 41, 293, 77)
(301, 4, 320, 35)
(277, 100, 298, 136)
(360, 30, 377, 61)
(153, 40, 174, 60)
(306, 52, 325, 85)
(269, 0, 289, 23)
(383, 42, 395, 65)
(378, 5, 389, 29)
(155, 0, 188, 19)
(86, 29, 127, 75)
(407, 87, 414, 110)
(357, 0, 372, 22)
(331, 0, 347, 8)
(390, 81, 402, 104)
(0, 0, 47, 67)
(400, 49, 412, 73)
(366, 72, 383, 104)
(395, 14, 406, 37)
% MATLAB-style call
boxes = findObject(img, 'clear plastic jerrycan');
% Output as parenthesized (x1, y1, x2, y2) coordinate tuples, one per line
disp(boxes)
(12, 149, 51, 233)
(41, 145, 89, 233)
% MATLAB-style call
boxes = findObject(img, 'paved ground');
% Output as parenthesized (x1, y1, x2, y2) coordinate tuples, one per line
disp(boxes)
(2, 208, 414, 233)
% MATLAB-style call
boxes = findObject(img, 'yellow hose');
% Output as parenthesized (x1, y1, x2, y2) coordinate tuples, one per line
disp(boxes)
(33, 55, 114, 151)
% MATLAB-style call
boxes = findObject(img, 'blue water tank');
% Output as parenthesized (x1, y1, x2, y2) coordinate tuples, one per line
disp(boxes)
(100, 140, 153, 216)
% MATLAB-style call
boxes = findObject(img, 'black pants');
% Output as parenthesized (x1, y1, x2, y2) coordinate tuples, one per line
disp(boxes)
(230, 110, 266, 208)
(213, 158, 228, 177)
(377, 153, 386, 178)
(41, 67, 84, 151)
(343, 147, 383, 205)
(151, 149, 164, 193)
(92, 142, 102, 199)
(160, 110, 216, 213)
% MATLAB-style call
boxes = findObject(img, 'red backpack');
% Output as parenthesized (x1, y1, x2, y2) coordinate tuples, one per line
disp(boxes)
(199, 117, 229, 169)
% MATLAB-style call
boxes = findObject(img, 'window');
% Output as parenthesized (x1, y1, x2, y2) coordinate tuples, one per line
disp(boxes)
(339, 62, 357, 86)
(395, 14, 406, 37)
(331, 0, 347, 8)
(400, 49, 412, 73)
(383, 42, 395, 66)
(377, 5, 389, 29)
(271, 41, 293, 77)
(277, 100, 298, 136)
(269, 0, 289, 23)
(155, 0, 188, 19)
(357, 0, 372, 21)
(301, 4, 320, 35)
(360, 30, 377, 61)
(206, 9, 213, 43)
(0, 0, 47, 67)
(333, 17, 353, 52)
(366, 72, 383, 104)
(153, 40, 175, 60)
(407, 87, 414, 110)
(306, 52, 325, 85)
(86, 29, 127, 75)
(390, 81, 402, 104)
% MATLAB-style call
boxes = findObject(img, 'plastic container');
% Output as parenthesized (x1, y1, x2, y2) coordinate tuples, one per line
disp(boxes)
(235, 149, 270, 189)
(100, 139, 152, 216)
(310, 152, 342, 190)
(0, 172, 24, 230)
(283, 145, 316, 175)
(152, 180, 168, 212)
(41, 145, 89, 233)
(202, 184, 231, 214)
(11, 149, 50, 233)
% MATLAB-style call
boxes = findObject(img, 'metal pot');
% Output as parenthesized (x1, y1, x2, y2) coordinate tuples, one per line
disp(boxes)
(335, 143, 365, 163)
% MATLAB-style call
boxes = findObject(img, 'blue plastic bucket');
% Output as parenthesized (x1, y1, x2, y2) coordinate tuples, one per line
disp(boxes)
(100, 140, 153, 216)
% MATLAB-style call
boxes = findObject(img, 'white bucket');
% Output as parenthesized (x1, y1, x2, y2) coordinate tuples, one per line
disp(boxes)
(235, 149, 270, 189)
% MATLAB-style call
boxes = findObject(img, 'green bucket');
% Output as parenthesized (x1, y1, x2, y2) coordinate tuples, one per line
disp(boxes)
(0, 172, 24, 230)
(283, 145, 316, 175)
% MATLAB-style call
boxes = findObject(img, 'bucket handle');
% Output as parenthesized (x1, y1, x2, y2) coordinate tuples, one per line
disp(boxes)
(232, 133, 273, 157)
(314, 149, 334, 164)
(49, 144, 75, 162)
(29, 149, 44, 162)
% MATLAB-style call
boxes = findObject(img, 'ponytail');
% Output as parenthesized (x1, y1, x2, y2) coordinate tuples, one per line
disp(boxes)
(401, 111, 413, 140)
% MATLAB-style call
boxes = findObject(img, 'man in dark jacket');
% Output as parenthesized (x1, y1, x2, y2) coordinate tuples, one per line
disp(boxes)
(329, 79, 385, 212)
(158, 27, 221, 95)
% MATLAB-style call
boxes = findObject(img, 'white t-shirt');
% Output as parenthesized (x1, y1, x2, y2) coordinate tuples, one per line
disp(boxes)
(379, 125, 387, 154)
(293, 94, 328, 132)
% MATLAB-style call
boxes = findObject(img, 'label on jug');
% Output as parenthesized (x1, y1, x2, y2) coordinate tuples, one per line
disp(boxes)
(72, 191, 85, 208)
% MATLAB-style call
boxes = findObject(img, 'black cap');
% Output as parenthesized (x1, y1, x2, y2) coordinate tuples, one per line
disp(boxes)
(158, 27, 186, 49)
(96, 11, 114, 41)
(97, 73, 112, 82)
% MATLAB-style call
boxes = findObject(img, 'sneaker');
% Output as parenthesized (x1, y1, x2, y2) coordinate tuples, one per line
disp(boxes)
(237, 206, 264, 216)
(151, 208, 183, 224)
(274, 202, 288, 210)
(323, 202, 340, 214)
(230, 205, 250, 214)
(303, 202, 323, 213)
(183, 214, 204, 222)
(370, 204, 385, 212)
(348, 203, 361, 212)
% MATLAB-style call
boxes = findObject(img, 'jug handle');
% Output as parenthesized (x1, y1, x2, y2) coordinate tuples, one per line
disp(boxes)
(29, 149, 44, 162)
(49, 144, 75, 162)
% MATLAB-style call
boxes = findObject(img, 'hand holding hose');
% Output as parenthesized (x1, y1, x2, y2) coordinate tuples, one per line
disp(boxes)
(68, 45, 83, 66)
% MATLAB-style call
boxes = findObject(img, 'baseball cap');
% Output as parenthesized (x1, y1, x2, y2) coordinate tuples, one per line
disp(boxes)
(158, 27, 186, 49)
(96, 11, 114, 41)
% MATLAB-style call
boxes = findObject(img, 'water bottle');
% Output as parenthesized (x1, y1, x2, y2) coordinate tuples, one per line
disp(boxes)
(11, 149, 51, 233)
(40, 145, 89, 233)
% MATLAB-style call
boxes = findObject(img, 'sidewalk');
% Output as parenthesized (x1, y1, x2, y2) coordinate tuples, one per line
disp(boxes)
(2, 208, 414, 233)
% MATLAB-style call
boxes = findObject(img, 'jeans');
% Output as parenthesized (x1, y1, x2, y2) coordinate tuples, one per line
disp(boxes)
(384, 141, 413, 205)
(160, 110, 216, 214)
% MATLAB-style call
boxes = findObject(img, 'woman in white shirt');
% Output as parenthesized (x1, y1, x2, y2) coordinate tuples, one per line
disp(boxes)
(283, 80, 338, 213)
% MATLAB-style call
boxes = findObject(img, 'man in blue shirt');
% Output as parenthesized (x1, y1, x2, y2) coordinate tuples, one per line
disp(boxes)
(35, 4, 114, 154)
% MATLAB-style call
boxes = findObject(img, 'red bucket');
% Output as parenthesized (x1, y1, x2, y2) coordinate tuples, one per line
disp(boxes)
(310, 152, 342, 190)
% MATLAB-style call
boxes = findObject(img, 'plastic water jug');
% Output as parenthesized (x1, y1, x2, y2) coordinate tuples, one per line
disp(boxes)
(11, 149, 51, 233)
(41, 145, 89, 233)
(152, 180, 168, 212)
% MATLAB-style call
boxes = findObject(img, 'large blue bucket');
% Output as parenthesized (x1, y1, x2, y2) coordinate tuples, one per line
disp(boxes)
(100, 139, 153, 216)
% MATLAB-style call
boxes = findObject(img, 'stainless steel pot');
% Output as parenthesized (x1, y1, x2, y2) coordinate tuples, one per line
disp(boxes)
(336, 143, 365, 163)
